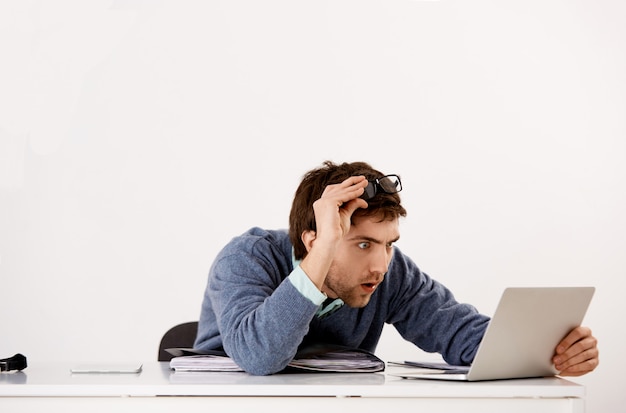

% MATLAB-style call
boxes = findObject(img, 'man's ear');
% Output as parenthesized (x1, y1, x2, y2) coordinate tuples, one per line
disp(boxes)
(301, 230, 316, 253)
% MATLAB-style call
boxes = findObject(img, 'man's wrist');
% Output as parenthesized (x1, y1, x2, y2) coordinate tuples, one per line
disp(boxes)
(288, 265, 327, 305)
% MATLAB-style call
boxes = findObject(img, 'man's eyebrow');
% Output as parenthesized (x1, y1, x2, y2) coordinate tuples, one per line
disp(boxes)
(349, 235, 400, 244)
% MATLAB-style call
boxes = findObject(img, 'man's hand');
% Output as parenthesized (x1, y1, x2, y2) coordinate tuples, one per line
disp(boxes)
(553, 326, 599, 376)
(300, 176, 368, 292)
(312, 175, 369, 244)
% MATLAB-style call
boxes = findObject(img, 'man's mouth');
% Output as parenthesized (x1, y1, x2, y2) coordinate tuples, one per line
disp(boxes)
(360, 282, 379, 293)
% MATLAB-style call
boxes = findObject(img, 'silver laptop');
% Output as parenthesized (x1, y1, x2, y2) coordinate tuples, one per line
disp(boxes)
(393, 287, 595, 381)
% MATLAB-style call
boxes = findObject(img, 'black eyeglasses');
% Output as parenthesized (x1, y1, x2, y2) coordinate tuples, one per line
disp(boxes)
(360, 174, 402, 200)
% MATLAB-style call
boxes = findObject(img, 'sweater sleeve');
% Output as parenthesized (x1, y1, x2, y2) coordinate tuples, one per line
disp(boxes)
(384, 248, 490, 366)
(206, 233, 320, 375)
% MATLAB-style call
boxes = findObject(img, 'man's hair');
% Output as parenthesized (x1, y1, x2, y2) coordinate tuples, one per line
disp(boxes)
(289, 160, 407, 260)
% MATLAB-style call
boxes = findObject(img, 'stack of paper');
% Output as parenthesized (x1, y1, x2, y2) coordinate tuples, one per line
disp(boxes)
(168, 345, 385, 373)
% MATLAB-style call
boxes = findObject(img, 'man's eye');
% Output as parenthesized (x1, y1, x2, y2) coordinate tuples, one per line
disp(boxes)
(358, 242, 369, 249)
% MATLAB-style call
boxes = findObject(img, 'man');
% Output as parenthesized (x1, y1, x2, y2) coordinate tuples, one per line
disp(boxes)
(195, 161, 599, 376)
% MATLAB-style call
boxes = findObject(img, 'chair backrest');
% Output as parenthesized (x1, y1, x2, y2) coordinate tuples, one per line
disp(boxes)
(158, 321, 199, 361)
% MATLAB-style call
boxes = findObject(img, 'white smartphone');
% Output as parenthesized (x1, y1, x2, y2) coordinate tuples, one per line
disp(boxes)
(70, 363, 143, 374)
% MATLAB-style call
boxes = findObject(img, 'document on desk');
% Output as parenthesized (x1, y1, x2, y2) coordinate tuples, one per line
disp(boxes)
(168, 345, 385, 373)
(388, 360, 469, 372)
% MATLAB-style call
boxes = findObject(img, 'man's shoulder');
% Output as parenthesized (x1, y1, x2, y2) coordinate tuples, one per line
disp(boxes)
(235, 227, 289, 242)
(245, 226, 288, 237)
(212, 227, 294, 277)
(224, 227, 291, 254)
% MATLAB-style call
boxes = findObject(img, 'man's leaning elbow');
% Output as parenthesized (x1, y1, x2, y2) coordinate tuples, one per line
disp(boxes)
(239, 361, 287, 376)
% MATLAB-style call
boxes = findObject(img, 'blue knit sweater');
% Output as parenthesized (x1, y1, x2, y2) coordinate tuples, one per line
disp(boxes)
(195, 227, 490, 375)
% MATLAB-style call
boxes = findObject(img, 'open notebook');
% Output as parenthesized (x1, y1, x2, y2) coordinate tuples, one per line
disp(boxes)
(391, 287, 595, 381)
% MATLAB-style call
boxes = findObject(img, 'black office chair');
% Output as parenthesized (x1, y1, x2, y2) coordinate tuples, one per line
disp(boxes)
(158, 321, 199, 361)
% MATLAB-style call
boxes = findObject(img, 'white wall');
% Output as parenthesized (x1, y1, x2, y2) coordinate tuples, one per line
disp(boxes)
(1, 1, 624, 411)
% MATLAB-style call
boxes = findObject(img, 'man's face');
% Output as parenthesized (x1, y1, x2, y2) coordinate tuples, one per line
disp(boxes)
(323, 216, 400, 308)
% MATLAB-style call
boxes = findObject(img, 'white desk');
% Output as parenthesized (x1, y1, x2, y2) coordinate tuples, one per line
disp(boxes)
(0, 362, 585, 413)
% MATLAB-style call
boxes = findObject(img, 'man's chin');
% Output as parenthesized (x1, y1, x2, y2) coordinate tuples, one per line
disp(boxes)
(343, 296, 372, 308)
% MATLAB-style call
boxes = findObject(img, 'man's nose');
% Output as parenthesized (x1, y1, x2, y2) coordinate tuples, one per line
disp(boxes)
(370, 247, 390, 275)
